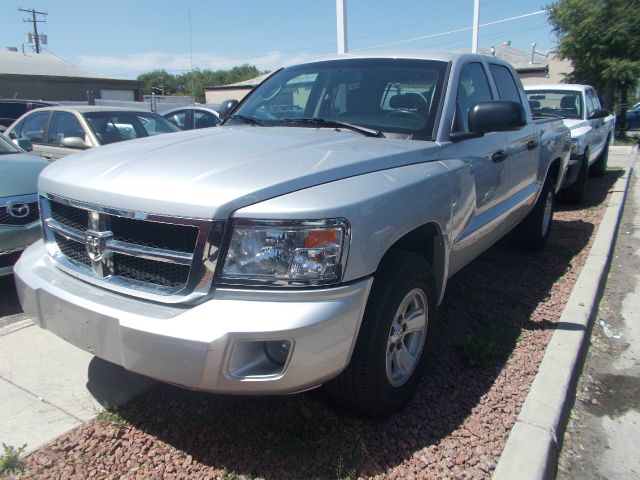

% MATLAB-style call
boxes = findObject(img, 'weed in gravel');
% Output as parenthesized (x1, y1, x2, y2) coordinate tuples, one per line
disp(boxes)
(458, 323, 520, 367)
(0, 443, 26, 476)
(96, 406, 128, 429)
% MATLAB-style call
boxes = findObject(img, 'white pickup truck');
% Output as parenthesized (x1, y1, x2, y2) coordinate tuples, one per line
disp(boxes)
(525, 84, 614, 204)
(15, 52, 570, 417)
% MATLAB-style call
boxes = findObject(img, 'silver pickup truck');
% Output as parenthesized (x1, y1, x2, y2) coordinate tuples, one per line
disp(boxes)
(525, 84, 614, 204)
(15, 52, 570, 417)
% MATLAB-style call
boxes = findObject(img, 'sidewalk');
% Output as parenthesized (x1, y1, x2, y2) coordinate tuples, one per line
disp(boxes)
(0, 322, 155, 455)
(494, 145, 638, 479)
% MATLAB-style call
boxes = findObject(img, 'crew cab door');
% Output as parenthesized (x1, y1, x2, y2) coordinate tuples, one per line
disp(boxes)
(488, 64, 538, 203)
(446, 61, 512, 274)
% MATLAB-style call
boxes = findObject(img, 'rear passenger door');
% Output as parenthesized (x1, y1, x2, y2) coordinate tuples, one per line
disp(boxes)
(489, 63, 538, 202)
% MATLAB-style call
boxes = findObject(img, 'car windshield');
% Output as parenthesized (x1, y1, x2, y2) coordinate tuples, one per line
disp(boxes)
(83, 111, 180, 145)
(526, 90, 583, 119)
(0, 133, 20, 154)
(230, 58, 448, 139)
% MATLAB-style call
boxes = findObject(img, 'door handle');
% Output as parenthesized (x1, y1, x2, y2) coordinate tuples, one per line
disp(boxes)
(492, 149, 508, 163)
(527, 140, 538, 150)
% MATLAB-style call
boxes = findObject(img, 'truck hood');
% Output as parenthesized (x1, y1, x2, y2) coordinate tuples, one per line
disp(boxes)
(1, 153, 48, 198)
(39, 126, 441, 219)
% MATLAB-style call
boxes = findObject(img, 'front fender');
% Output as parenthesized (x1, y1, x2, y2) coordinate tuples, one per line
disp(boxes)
(233, 161, 453, 288)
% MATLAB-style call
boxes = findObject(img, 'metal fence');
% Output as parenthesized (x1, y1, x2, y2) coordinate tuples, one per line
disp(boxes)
(56, 96, 198, 114)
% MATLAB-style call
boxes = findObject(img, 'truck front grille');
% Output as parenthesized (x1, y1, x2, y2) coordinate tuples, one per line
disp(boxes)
(41, 194, 225, 302)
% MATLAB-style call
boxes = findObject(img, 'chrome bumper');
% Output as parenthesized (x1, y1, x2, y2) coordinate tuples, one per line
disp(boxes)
(15, 241, 372, 394)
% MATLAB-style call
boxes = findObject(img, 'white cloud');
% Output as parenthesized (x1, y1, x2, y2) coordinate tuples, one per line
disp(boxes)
(75, 50, 327, 79)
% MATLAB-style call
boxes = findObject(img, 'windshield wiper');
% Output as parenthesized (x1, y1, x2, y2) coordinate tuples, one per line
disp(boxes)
(227, 115, 264, 126)
(279, 118, 384, 138)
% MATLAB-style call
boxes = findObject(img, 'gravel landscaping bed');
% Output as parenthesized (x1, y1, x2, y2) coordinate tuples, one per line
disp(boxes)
(10, 169, 623, 480)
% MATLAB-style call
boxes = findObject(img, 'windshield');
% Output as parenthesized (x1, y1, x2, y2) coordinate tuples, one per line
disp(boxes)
(83, 111, 180, 145)
(230, 58, 448, 139)
(0, 132, 20, 154)
(526, 90, 583, 119)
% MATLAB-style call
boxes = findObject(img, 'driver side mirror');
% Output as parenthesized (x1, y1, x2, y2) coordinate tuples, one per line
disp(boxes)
(218, 99, 239, 119)
(61, 137, 89, 149)
(469, 101, 526, 133)
(14, 138, 33, 152)
(589, 108, 610, 120)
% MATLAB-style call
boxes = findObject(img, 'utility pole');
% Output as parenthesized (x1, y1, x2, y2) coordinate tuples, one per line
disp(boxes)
(19, 8, 47, 54)
(472, 0, 479, 53)
(336, 0, 348, 54)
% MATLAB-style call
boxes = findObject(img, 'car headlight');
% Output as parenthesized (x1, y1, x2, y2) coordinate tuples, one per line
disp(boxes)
(219, 218, 350, 286)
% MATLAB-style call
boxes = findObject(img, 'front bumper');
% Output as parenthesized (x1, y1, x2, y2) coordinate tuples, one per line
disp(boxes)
(15, 241, 372, 394)
(0, 221, 41, 276)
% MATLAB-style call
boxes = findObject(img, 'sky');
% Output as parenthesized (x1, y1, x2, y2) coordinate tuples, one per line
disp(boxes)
(1, 0, 559, 79)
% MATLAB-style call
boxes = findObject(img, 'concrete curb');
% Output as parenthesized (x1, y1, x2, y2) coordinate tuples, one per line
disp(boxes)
(493, 160, 635, 479)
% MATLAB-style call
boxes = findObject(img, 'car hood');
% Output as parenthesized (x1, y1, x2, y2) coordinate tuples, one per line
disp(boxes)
(0, 153, 49, 198)
(563, 119, 590, 130)
(39, 126, 441, 219)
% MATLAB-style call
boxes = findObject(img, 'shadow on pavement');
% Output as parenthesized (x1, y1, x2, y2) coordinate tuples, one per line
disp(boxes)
(87, 169, 622, 478)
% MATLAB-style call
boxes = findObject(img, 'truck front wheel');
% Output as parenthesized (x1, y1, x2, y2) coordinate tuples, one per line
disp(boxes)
(561, 149, 588, 204)
(325, 250, 436, 418)
(589, 139, 609, 177)
(513, 173, 555, 250)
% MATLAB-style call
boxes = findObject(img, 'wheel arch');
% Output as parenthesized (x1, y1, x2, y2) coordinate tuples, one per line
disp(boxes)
(375, 222, 447, 304)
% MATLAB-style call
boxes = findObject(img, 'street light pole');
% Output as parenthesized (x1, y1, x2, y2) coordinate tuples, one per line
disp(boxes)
(336, 0, 348, 54)
(472, 0, 479, 53)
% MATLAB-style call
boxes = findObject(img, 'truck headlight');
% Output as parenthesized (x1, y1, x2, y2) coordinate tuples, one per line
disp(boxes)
(219, 219, 350, 286)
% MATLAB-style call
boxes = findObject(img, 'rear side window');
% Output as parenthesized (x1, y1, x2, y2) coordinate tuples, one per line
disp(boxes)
(489, 64, 522, 103)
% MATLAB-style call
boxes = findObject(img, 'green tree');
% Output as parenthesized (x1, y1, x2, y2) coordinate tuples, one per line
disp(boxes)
(548, 0, 640, 130)
(137, 64, 264, 103)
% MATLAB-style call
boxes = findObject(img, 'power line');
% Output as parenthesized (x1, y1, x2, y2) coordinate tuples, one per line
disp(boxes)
(355, 9, 549, 51)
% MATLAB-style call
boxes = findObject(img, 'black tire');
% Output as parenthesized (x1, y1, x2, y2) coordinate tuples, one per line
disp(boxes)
(589, 139, 609, 177)
(325, 250, 436, 418)
(513, 173, 555, 250)
(561, 150, 589, 204)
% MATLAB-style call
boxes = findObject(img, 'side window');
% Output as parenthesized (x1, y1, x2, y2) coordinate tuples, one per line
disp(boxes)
(489, 64, 522, 103)
(586, 90, 599, 116)
(590, 90, 602, 109)
(48, 112, 85, 146)
(20, 111, 49, 143)
(164, 110, 187, 129)
(194, 111, 220, 128)
(453, 62, 493, 132)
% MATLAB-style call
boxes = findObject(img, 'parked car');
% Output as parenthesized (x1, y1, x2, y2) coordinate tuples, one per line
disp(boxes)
(0, 99, 59, 131)
(162, 106, 221, 130)
(627, 103, 640, 130)
(0, 132, 48, 277)
(15, 52, 570, 417)
(4, 106, 180, 161)
(525, 84, 614, 204)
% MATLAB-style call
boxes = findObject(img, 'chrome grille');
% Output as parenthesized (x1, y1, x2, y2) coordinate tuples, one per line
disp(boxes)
(41, 194, 225, 302)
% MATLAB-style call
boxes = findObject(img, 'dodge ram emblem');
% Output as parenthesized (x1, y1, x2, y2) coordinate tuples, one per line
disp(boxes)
(84, 230, 113, 262)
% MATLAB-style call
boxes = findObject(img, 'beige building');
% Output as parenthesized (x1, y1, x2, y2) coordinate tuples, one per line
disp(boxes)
(205, 72, 272, 104)
(478, 43, 573, 85)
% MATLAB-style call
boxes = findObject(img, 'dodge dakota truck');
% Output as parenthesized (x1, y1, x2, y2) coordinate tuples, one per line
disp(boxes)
(15, 52, 570, 417)
(525, 84, 614, 204)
